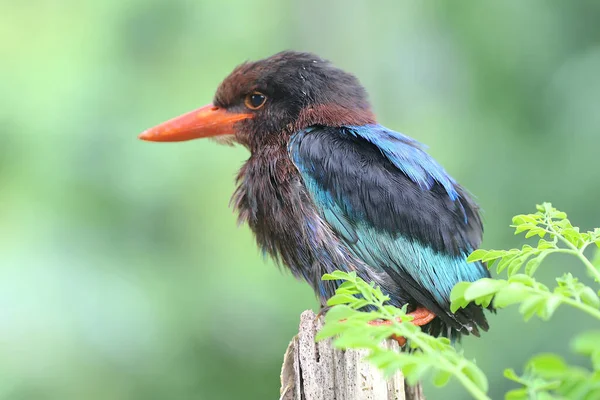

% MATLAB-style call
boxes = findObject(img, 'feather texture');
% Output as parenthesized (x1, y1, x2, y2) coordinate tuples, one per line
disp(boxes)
(288, 124, 491, 336)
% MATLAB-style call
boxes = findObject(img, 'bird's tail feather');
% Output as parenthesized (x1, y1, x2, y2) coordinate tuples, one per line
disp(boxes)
(425, 302, 493, 342)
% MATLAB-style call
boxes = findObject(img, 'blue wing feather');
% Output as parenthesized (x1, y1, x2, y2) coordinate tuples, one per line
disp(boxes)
(289, 124, 490, 333)
(346, 125, 459, 200)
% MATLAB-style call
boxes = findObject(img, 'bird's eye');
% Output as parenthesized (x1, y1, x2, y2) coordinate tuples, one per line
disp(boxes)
(245, 92, 267, 110)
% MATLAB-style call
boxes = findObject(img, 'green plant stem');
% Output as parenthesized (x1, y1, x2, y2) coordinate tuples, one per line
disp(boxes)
(560, 296, 600, 321)
(518, 284, 600, 321)
(543, 217, 600, 283)
(452, 372, 492, 400)
(376, 303, 492, 400)
(406, 333, 491, 400)
(555, 238, 600, 282)
(574, 250, 600, 283)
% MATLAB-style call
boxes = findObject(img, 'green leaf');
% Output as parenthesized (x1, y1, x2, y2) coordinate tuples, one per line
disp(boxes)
(337, 280, 358, 290)
(554, 211, 567, 220)
(327, 293, 357, 306)
(372, 286, 388, 302)
(514, 223, 538, 235)
(505, 388, 528, 400)
(356, 283, 375, 303)
(450, 281, 470, 302)
(467, 249, 489, 262)
(508, 274, 535, 286)
(315, 321, 346, 341)
(493, 284, 530, 308)
(571, 331, 600, 356)
(590, 251, 600, 280)
(544, 295, 562, 319)
(537, 239, 556, 249)
(477, 293, 495, 308)
(403, 362, 431, 386)
(524, 257, 542, 276)
(554, 219, 572, 229)
(462, 363, 489, 392)
(365, 349, 402, 370)
(503, 368, 522, 383)
(449, 282, 473, 312)
(351, 299, 370, 310)
(525, 228, 546, 239)
(463, 279, 507, 301)
(526, 354, 568, 378)
(334, 332, 379, 349)
(580, 287, 600, 308)
(513, 214, 540, 225)
(563, 228, 583, 247)
(525, 252, 549, 276)
(482, 250, 507, 263)
(521, 244, 535, 253)
(496, 253, 519, 274)
(432, 369, 452, 387)
(324, 305, 357, 322)
(513, 226, 527, 235)
(519, 295, 545, 321)
(536, 381, 562, 392)
(322, 270, 354, 281)
(591, 352, 600, 371)
(336, 287, 360, 296)
(450, 282, 471, 313)
(507, 255, 529, 276)
(512, 215, 525, 225)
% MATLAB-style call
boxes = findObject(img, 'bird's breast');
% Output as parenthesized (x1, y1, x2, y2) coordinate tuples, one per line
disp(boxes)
(231, 150, 359, 301)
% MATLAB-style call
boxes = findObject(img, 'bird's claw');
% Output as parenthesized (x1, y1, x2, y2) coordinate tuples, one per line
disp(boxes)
(315, 305, 333, 321)
(368, 306, 436, 347)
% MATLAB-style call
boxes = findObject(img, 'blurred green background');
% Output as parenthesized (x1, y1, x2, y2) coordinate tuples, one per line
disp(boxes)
(2, 1, 600, 399)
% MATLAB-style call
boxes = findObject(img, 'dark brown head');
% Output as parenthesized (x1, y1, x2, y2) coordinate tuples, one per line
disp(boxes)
(139, 51, 376, 150)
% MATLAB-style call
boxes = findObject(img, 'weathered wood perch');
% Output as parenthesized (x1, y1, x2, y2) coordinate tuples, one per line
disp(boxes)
(280, 310, 425, 400)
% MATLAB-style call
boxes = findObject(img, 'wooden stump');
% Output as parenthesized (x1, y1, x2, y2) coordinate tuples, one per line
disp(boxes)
(280, 310, 425, 400)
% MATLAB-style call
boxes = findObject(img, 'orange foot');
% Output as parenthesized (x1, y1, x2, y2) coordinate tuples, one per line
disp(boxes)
(368, 307, 436, 346)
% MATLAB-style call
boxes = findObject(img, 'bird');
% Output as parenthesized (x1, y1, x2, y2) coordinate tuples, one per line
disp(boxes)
(139, 51, 491, 343)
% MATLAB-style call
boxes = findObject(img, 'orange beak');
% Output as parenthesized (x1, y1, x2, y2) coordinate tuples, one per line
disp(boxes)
(138, 104, 253, 142)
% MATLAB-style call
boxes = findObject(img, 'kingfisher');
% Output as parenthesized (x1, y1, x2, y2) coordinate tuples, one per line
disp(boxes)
(139, 51, 491, 343)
